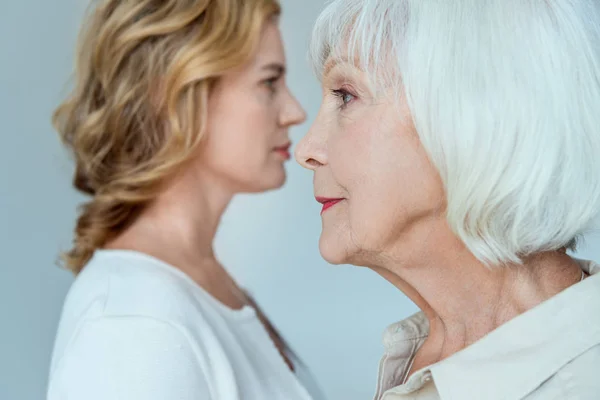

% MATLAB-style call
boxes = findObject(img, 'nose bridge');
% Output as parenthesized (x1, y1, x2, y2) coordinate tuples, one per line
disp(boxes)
(295, 106, 327, 170)
(282, 86, 307, 126)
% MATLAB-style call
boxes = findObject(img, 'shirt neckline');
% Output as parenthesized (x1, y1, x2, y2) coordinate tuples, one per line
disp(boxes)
(379, 258, 600, 400)
(92, 249, 258, 321)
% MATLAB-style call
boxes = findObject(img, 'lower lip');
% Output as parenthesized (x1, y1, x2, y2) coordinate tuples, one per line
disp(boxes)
(321, 199, 343, 214)
(274, 149, 291, 160)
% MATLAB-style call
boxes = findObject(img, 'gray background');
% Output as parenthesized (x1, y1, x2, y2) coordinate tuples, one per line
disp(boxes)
(2, 1, 599, 399)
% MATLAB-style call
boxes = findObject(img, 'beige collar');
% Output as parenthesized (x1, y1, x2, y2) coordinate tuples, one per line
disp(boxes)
(379, 259, 600, 400)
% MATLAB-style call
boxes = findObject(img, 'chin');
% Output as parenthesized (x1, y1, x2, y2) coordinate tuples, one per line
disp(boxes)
(246, 168, 286, 193)
(271, 170, 287, 189)
(263, 171, 286, 191)
(266, 164, 287, 189)
(318, 233, 349, 265)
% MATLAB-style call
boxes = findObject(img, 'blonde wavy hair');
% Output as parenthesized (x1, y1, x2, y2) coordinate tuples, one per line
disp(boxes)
(53, 0, 281, 274)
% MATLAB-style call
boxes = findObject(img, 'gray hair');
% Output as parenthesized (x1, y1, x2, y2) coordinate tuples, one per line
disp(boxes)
(310, 0, 600, 265)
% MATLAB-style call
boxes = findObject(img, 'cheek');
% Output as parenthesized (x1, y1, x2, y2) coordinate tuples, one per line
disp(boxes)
(205, 99, 275, 173)
(330, 114, 444, 252)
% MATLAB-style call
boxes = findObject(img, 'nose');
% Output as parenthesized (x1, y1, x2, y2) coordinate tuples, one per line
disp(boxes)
(280, 90, 307, 127)
(295, 112, 327, 171)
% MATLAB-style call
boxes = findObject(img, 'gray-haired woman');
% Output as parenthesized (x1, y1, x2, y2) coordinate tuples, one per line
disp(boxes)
(296, 1, 600, 399)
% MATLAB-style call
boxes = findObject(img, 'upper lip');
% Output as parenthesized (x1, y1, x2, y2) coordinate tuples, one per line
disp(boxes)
(315, 196, 344, 204)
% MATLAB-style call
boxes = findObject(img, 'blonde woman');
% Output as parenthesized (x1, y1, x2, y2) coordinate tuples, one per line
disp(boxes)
(297, 0, 600, 399)
(47, 1, 320, 399)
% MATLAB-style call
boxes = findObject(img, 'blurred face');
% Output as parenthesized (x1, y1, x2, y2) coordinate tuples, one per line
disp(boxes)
(295, 60, 445, 265)
(198, 22, 306, 193)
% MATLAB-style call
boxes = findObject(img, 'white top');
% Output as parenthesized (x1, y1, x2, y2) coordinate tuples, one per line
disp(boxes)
(47, 250, 323, 400)
(375, 258, 600, 400)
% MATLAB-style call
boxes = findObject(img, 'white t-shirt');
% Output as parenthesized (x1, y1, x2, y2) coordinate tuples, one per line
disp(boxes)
(47, 250, 323, 400)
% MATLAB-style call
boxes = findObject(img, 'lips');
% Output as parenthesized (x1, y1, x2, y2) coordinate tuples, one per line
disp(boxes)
(315, 197, 344, 214)
(273, 143, 291, 160)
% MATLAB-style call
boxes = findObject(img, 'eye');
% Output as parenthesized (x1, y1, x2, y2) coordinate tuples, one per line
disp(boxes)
(263, 76, 280, 94)
(331, 88, 356, 109)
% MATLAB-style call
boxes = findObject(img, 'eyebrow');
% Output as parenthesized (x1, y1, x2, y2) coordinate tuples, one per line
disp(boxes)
(323, 57, 342, 77)
(262, 63, 286, 75)
(323, 56, 356, 78)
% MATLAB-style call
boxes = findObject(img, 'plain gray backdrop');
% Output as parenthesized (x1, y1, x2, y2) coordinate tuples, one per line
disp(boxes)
(2, 1, 600, 399)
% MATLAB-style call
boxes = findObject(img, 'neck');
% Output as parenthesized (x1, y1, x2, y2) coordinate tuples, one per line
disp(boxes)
(107, 167, 235, 268)
(372, 218, 583, 363)
(106, 167, 259, 311)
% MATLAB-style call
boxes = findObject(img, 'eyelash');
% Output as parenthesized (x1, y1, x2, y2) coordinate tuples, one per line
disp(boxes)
(264, 77, 280, 94)
(331, 88, 356, 109)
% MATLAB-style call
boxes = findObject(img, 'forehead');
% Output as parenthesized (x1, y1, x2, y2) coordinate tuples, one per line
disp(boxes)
(252, 22, 285, 64)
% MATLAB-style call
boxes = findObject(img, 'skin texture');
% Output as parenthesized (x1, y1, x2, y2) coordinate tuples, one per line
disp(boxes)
(296, 60, 584, 377)
(106, 22, 306, 371)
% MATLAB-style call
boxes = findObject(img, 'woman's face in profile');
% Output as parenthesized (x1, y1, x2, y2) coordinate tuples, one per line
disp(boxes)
(296, 61, 445, 266)
(196, 22, 306, 194)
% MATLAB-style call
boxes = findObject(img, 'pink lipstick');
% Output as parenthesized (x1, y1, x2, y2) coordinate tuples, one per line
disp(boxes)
(315, 197, 344, 214)
(274, 143, 291, 160)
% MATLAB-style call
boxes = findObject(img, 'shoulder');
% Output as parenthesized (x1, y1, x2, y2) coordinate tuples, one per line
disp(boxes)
(48, 316, 213, 400)
(63, 250, 208, 324)
(49, 251, 241, 400)
(64, 316, 202, 360)
(52, 250, 221, 374)
(532, 344, 600, 400)
(558, 344, 600, 399)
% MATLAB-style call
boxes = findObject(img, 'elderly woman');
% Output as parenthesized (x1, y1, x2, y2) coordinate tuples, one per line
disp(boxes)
(296, 0, 600, 399)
